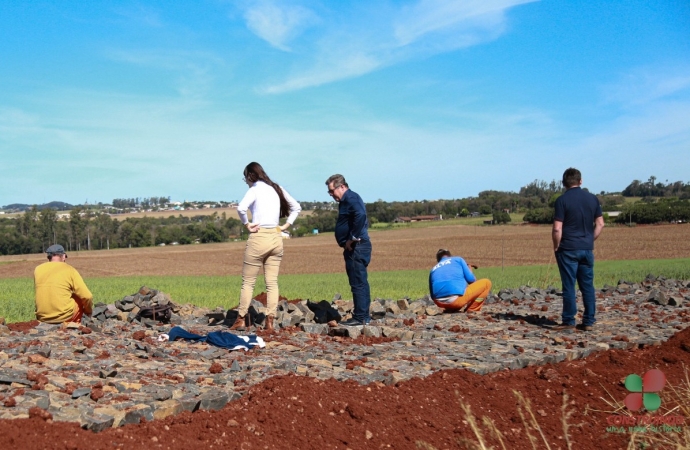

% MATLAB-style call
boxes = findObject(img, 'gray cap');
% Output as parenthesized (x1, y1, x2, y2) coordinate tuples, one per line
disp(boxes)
(46, 244, 65, 255)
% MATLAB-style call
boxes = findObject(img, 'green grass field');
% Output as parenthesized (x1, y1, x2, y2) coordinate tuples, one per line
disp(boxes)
(369, 213, 526, 229)
(2, 258, 688, 323)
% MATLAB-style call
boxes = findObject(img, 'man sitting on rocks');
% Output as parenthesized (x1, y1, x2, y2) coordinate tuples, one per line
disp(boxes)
(34, 244, 93, 324)
(429, 249, 491, 312)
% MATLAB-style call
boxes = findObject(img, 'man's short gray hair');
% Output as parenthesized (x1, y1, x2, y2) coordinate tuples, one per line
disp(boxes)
(325, 174, 348, 188)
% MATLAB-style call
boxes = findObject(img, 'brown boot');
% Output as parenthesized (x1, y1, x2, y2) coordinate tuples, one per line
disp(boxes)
(230, 315, 246, 331)
(265, 316, 275, 332)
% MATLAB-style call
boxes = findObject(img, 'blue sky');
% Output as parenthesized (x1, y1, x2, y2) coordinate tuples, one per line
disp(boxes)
(1, 0, 689, 206)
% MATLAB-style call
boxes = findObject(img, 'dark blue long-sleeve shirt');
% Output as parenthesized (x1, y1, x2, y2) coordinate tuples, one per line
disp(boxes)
(334, 189, 370, 247)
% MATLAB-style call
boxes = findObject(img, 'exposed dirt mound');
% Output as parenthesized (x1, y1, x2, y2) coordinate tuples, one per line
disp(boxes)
(1, 326, 689, 449)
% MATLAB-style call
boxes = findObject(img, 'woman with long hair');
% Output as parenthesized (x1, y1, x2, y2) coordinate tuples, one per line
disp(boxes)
(231, 162, 301, 332)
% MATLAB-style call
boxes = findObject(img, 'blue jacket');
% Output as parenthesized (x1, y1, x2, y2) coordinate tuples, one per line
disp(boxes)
(167, 327, 263, 351)
(334, 189, 370, 247)
(429, 256, 476, 298)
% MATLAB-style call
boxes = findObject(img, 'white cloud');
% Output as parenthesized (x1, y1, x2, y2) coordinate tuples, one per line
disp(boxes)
(242, 1, 319, 51)
(105, 48, 222, 99)
(260, 0, 536, 93)
(3, 73, 689, 205)
(602, 65, 690, 106)
(394, 0, 533, 46)
(262, 52, 380, 93)
(112, 4, 164, 27)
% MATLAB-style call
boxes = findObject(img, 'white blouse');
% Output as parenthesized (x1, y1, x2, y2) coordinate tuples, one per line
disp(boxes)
(237, 181, 301, 228)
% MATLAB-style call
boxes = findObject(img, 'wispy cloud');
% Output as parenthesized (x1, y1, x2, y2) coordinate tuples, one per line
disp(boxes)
(602, 65, 690, 106)
(247, 0, 536, 93)
(2, 81, 690, 205)
(394, 0, 531, 45)
(241, 0, 319, 51)
(105, 48, 223, 99)
(112, 4, 164, 27)
(263, 52, 380, 94)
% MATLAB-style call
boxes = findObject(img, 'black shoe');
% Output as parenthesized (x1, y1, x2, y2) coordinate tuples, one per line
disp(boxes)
(577, 324, 593, 331)
(340, 318, 365, 326)
(551, 323, 575, 331)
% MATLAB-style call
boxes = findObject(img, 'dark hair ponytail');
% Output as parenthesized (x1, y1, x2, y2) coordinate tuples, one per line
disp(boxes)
(244, 162, 290, 218)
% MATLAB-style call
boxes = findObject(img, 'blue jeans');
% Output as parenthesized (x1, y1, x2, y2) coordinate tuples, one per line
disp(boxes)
(555, 249, 596, 326)
(344, 240, 372, 322)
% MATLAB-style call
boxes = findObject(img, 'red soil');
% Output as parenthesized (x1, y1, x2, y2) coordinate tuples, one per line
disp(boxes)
(1, 325, 689, 449)
(5, 320, 40, 333)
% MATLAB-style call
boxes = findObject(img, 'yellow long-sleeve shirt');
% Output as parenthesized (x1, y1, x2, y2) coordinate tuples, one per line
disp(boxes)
(34, 262, 93, 323)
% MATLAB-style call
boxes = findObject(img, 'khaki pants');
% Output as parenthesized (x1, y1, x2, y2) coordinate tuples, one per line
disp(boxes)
(433, 278, 492, 312)
(238, 228, 283, 317)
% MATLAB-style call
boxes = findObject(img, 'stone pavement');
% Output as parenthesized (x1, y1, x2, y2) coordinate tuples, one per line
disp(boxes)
(0, 275, 688, 431)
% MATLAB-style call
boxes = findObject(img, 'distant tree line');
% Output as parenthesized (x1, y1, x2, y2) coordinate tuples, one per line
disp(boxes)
(0, 208, 241, 255)
(621, 177, 690, 198)
(3, 176, 689, 255)
(521, 176, 690, 224)
(615, 199, 690, 225)
(288, 180, 562, 234)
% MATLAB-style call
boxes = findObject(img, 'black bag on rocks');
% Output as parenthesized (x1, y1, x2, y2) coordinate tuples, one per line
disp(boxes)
(306, 300, 342, 324)
(137, 304, 173, 323)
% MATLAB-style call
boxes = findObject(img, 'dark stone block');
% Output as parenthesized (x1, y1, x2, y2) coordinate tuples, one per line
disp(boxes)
(99, 369, 118, 378)
(72, 387, 92, 399)
(199, 390, 230, 411)
(82, 412, 115, 432)
(154, 389, 173, 401)
(179, 395, 201, 412)
(121, 405, 154, 425)
(36, 345, 51, 358)
(0, 370, 31, 386)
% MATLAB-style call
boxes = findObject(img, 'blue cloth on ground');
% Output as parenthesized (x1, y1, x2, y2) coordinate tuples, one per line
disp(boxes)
(167, 326, 265, 351)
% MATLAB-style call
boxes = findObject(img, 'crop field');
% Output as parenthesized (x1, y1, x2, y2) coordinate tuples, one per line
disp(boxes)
(1, 223, 689, 278)
(1, 223, 689, 322)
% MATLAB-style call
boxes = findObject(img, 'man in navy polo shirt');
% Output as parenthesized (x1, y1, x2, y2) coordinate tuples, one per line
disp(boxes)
(551, 168, 604, 331)
(326, 174, 372, 326)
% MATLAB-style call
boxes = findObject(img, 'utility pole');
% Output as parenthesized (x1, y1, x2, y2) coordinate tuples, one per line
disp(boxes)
(502, 229, 505, 273)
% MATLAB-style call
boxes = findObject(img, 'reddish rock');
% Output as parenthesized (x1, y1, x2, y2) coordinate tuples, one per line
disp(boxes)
(28, 407, 53, 421)
(90, 388, 104, 401)
(132, 331, 146, 341)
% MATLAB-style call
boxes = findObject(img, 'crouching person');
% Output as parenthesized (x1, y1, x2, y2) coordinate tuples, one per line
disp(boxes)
(429, 249, 491, 312)
(34, 244, 93, 324)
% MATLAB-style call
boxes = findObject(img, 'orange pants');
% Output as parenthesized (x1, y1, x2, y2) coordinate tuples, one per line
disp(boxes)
(433, 279, 492, 312)
(69, 301, 85, 323)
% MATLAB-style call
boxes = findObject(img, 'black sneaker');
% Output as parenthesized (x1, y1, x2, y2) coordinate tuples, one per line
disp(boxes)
(340, 318, 365, 326)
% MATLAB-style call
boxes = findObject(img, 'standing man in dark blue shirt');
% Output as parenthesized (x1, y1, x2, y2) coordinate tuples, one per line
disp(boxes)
(326, 174, 372, 326)
(552, 168, 604, 332)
